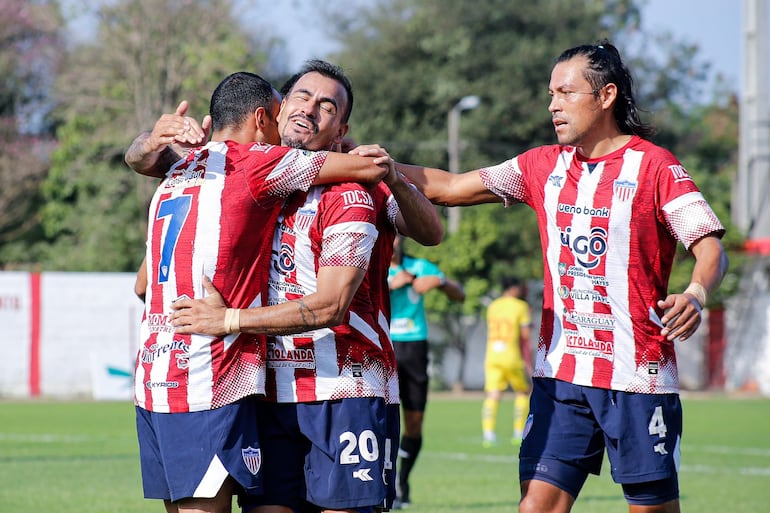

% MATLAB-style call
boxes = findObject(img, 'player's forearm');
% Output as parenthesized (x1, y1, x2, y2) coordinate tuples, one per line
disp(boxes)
(520, 328, 533, 369)
(441, 278, 466, 302)
(397, 162, 501, 206)
(236, 297, 343, 335)
(236, 266, 365, 335)
(315, 152, 388, 186)
(125, 131, 181, 178)
(687, 235, 729, 305)
(390, 172, 443, 246)
(396, 163, 451, 204)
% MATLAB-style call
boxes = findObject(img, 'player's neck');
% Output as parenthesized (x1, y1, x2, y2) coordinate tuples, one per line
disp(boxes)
(577, 132, 632, 160)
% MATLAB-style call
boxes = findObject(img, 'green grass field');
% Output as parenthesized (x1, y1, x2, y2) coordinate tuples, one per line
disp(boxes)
(1, 394, 769, 512)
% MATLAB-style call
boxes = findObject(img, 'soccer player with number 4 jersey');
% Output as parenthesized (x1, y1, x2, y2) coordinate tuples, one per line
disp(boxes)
(397, 40, 728, 513)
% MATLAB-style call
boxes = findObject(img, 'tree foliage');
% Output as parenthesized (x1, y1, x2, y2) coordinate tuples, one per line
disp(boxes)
(0, 0, 63, 267)
(36, 0, 278, 271)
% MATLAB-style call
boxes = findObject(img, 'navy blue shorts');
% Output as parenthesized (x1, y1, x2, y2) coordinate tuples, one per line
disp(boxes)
(519, 378, 681, 505)
(241, 398, 389, 512)
(135, 397, 263, 502)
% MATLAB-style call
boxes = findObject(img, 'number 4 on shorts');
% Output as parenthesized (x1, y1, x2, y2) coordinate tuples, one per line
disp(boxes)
(647, 405, 667, 438)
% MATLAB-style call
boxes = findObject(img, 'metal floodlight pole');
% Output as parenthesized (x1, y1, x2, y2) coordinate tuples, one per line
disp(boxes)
(447, 95, 480, 234)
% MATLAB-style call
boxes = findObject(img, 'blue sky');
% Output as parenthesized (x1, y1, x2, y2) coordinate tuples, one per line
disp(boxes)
(257, 0, 749, 91)
(642, 0, 743, 86)
(67, 0, 757, 93)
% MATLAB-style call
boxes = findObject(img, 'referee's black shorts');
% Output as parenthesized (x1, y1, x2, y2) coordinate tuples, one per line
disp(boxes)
(393, 340, 429, 412)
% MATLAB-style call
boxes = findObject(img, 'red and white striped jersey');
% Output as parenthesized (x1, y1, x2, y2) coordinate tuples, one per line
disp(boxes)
(368, 182, 401, 405)
(479, 136, 725, 394)
(264, 183, 387, 402)
(136, 140, 327, 413)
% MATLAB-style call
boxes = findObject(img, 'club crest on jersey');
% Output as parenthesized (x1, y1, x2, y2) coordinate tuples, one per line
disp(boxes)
(242, 447, 262, 475)
(613, 179, 637, 202)
(294, 208, 316, 232)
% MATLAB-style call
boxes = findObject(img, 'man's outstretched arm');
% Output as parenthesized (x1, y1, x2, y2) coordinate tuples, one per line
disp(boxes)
(125, 100, 210, 178)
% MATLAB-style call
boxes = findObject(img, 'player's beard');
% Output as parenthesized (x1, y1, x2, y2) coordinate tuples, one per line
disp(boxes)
(282, 137, 306, 149)
(280, 114, 320, 150)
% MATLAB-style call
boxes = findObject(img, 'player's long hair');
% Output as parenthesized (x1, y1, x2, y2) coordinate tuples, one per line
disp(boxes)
(280, 59, 354, 123)
(556, 40, 656, 139)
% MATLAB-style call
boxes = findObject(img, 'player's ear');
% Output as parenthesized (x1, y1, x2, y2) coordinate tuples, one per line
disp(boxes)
(255, 107, 267, 127)
(332, 122, 350, 146)
(599, 83, 617, 111)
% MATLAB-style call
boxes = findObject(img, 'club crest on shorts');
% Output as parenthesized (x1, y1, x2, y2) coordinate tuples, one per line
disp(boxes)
(242, 446, 262, 475)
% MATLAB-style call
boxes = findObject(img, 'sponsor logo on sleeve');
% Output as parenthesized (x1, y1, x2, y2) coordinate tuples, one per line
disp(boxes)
(668, 164, 693, 184)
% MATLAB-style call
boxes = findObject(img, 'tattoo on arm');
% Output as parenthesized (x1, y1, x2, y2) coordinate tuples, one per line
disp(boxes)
(296, 299, 318, 329)
(261, 299, 320, 335)
(157, 146, 182, 170)
(125, 132, 182, 178)
(124, 132, 152, 169)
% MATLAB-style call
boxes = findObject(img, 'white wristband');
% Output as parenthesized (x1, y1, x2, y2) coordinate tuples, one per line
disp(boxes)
(684, 282, 707, 309)
(224, 308, 241, 334)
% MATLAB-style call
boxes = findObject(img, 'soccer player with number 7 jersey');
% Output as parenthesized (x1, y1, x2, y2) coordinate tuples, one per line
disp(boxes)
(159, 61, 443, 513)
(125, 71, 397, 513)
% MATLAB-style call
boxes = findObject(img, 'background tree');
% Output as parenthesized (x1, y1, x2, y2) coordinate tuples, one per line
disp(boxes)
(36, 0, 280, 271)
(0, 0, 63, 268)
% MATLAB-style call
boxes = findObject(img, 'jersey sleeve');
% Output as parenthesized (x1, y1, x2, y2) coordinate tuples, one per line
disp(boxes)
(243, 143, 329, 199)
(317, 184, 379, 270)
(653, 150, 725, 249)
(478, 157, 526, 207)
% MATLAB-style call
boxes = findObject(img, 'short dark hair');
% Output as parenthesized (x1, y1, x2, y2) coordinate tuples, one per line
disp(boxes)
(556, 39, 655, 139)
(209, 72, 276, 132)
(280, 59, 354, 123)
(501, 276, 522, 291)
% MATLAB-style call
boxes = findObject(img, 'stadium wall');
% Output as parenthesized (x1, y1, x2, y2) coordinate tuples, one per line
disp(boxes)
(0, 272, 142, 400)
(2, 272, 766, 399)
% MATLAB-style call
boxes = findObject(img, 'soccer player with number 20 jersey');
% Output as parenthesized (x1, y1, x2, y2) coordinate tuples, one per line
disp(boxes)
(126, 71, 395, 513)
(165, 61, 443, 513)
